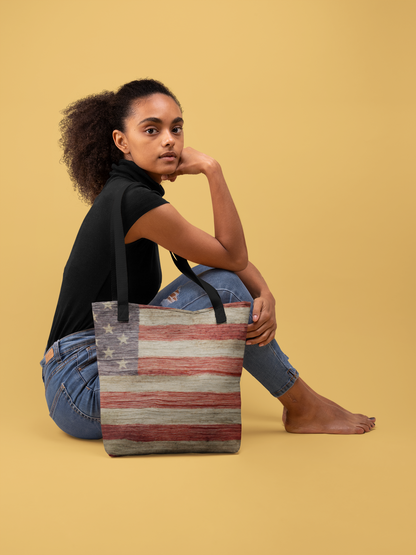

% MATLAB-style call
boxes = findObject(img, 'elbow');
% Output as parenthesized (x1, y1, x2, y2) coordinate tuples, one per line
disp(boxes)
(229, 251, 248, 272)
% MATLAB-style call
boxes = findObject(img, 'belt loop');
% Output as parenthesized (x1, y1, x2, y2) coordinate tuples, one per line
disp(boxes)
(53, 340, 62, 363)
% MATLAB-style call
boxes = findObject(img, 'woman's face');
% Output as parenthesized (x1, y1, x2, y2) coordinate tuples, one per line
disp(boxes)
(113, 93, 184, 183)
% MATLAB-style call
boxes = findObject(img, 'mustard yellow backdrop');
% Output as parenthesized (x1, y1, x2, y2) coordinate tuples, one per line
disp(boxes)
(1, 1, 415, 554)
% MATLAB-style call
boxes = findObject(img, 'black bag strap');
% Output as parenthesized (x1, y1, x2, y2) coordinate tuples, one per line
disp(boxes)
(111, 182, 227, 325)
(111, 182, 130, 322)
(170, 253, 226, 324)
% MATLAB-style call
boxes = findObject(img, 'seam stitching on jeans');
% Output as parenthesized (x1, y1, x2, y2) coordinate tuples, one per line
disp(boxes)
(268, 343, 294, 372)
(44, 351, 78, 391)
(60, 339, 95, 356)
(273, 376, 296, 397)
(49, 383, 64, 418)
(60, 384, 101, 422)
(179, 290, 246, 310)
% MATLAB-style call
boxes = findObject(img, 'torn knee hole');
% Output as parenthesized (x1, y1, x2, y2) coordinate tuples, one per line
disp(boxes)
(165, 289, 180, 304)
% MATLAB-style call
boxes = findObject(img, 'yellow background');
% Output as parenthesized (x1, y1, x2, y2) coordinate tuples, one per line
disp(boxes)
(1, 1, 415, 554)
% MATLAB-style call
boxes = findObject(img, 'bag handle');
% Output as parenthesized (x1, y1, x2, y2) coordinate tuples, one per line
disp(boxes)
(111, 182, 227, 325)
(169, 253, 226, 324)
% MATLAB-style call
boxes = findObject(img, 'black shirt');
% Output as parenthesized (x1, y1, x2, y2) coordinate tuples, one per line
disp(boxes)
(46, 160, 168, 350)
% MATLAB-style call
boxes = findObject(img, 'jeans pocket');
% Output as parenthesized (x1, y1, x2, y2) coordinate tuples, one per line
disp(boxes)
(76, 345, 95, 370)
(50, 383, 102, 440)
(77, 346, 99, 389)
(44, 351, 77, 393)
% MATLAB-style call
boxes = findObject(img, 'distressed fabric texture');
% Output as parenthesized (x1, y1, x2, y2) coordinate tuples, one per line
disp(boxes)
(92, 300, 250, 457)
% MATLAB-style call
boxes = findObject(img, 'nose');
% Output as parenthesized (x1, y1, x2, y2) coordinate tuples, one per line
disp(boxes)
(162, 129, 175, 147)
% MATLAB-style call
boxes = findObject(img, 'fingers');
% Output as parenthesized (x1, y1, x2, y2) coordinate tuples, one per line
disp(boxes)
(246, 328, 275, 347)
(162, 165, 185, 181)
(161, 173, 178, 182)
(246, 319, 276, 346)
(246, 320, 271, 337)
(246, 297, 277, 347)
(251, 298, 263, 324)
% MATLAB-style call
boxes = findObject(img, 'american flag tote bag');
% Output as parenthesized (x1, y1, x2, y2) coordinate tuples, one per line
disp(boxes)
(92, 182, 250, 457)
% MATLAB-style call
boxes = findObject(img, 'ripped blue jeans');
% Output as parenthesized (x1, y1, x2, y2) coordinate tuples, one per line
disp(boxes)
(40, 266, 298, 439)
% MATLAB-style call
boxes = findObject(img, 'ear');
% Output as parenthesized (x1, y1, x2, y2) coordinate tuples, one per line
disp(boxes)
(112, 129, 130, 154)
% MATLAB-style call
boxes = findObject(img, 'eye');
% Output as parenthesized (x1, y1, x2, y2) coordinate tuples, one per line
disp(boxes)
(172, 126, 183, 134)
(145, 128, 158, 135)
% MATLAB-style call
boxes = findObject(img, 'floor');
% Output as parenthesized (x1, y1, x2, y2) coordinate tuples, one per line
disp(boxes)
(2, 330, 414, 555)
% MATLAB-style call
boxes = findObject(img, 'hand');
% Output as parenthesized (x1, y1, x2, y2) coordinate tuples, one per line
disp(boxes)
(161, 147, 217, 182)
(246, 294, 277, 347)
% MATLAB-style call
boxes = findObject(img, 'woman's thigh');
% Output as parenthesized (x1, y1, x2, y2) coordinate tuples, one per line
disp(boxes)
(41, 330, 102, 440)
(150, 265, 214, 307)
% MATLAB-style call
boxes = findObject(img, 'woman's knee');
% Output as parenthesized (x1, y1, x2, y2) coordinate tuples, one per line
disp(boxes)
(200, 269, 252, 304)
(153, 268, 252, 311)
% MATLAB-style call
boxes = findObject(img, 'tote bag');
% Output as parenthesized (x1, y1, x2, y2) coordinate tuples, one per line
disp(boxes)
(92, 182, 250, 457)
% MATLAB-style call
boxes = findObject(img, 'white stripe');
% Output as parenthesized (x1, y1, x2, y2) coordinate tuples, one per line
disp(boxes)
(101, 408, 241, 426)
(139, 339, 245, 358)
(139, 305, 250, 326)
(100, 374, 241, 393)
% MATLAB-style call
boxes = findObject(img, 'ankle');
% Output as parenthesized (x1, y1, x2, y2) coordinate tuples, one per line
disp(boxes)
(278, 380, 318, 417)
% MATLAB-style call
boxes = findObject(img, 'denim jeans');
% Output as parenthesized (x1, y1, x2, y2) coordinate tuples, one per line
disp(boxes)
(41, 266, 298, 439)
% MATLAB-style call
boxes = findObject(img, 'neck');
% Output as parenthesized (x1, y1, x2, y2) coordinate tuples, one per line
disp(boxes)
(123, 155, 162, 184)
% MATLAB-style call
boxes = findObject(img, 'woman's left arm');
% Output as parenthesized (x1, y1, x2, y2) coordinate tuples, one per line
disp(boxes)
(235, 262, 277, 347)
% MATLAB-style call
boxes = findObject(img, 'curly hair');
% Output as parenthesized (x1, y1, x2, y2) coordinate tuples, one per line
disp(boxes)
(59, 79, 182, 204)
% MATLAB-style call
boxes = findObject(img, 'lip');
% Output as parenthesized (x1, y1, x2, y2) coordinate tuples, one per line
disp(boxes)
(159, 151, 177, 159)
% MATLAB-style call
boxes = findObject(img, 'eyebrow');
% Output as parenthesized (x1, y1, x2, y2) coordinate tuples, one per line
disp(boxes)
(138, 116, 184, 125)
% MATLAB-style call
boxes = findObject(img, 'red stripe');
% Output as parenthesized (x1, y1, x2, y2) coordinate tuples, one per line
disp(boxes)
(139, 324, 247, 341)
(137, 357, 243, 376)
(102, 424, 241, 442)
(100, 391, 241, 409)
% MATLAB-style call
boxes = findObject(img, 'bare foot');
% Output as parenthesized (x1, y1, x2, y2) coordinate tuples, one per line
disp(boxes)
(298, 377, 376, 421)
(279, 378, 376, 434)
(281, 381, 368, 425)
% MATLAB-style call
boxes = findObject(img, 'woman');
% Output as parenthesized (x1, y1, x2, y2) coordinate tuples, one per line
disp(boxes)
(41, 79, 375, 440)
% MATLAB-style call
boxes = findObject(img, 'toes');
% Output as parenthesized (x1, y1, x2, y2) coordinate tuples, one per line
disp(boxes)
(356, 420, 373, 433)
(357, 415, 376, 429)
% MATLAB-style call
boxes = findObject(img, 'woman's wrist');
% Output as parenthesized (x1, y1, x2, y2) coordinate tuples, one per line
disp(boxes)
(259, 289, 275, 305)
(202, 158, 222, 178)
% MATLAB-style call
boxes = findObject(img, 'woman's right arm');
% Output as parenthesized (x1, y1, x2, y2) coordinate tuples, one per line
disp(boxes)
(125, 147, 248, 272)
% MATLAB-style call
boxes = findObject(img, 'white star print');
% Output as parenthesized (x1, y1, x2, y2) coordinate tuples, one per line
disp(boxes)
(103, 302, 113, 309)
(118, 333, 129, 344)
(104, 347, 114, 359)
(103, 324, 114, 334)
(117, 359, 127, 369)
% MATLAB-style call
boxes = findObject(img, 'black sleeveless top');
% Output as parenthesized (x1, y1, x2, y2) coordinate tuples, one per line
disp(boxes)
(46, 160, 168, 350)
